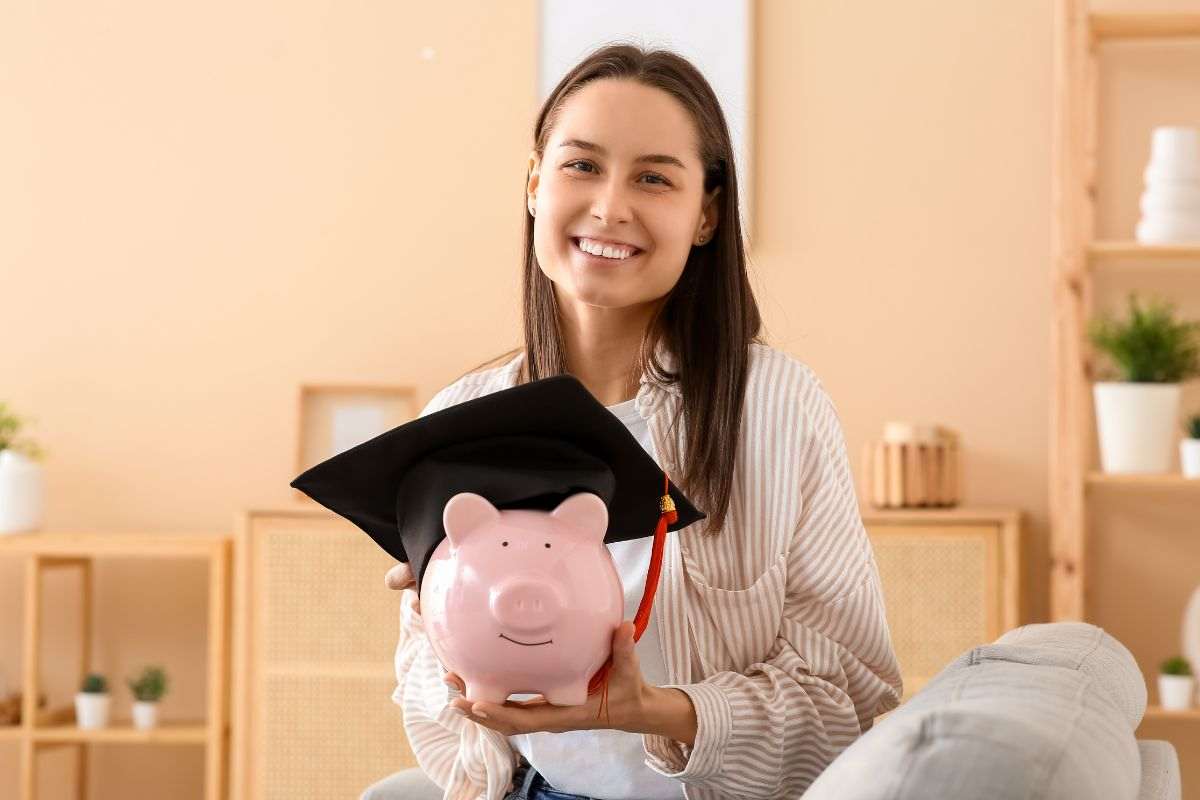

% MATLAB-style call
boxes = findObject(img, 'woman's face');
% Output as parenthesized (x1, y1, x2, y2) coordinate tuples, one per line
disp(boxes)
(526, 79, 720, 312)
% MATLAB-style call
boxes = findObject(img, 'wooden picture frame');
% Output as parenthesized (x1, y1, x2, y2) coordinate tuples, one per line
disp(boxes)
(293, 384, 418, 501)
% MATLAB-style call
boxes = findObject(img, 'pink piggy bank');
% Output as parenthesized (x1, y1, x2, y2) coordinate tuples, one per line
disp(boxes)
(420, 490, 623, 706)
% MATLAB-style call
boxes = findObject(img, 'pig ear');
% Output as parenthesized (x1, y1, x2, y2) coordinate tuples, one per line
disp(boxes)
(443, 493, 500, 546)
(550, 492, 608, 543)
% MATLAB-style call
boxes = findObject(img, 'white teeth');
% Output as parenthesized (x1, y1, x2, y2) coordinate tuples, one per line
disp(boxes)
(576, 237, 637, 260)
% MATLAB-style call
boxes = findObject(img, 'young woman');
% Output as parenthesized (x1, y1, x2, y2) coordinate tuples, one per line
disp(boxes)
(375, 44, 902, 800)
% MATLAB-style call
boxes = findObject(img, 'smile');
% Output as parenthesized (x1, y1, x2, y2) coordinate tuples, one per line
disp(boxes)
(499, 633, 553, 647)
(571, 237, 643, 262)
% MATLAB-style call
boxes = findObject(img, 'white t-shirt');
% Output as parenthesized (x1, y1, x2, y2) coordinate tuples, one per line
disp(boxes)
(506, 397, 685, 799)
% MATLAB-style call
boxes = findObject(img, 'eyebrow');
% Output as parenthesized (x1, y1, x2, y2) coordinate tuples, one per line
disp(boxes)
(558, 139, 687, 170)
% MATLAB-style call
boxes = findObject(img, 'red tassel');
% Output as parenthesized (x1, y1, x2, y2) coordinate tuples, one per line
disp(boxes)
(587, 472, 677, 722)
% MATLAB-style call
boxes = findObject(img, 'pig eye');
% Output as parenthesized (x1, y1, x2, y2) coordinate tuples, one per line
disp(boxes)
(502, 541, 508, 547)
(544, 543, 551, 548)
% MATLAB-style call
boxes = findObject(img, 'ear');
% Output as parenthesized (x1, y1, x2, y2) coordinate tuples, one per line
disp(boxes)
(527, 151, 540, 204)
(443, 493, 501, 547)
(698, 185, 721, 240)
(550, 492, 608, 543)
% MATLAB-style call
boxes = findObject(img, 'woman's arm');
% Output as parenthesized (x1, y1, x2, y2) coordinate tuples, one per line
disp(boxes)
(639, 379, 904, 798)
(393, 589, 520, 800)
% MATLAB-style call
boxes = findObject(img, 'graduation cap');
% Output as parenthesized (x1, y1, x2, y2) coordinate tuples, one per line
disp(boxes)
(289, 373, 705, 695)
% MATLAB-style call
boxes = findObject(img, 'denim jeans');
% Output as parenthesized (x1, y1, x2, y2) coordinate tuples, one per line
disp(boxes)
(503, 759, 598, 800)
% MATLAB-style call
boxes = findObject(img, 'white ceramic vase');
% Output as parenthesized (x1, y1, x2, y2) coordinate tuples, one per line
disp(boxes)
(1137, 126, 1200, 244)
(1092, 382, 1182, 473)
(132, 701, 159, 730)
(1181, 439, 1200, 478)
(74, 692, 110, 729)
(1158, 674, 1195, 711)
(0, 450, 45, 534)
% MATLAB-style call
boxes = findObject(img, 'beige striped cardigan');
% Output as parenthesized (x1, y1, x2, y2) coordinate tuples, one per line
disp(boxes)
(391, 342, 903, 800)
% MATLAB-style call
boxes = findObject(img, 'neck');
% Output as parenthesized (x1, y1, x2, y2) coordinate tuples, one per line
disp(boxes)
(557, 292, 660, 407)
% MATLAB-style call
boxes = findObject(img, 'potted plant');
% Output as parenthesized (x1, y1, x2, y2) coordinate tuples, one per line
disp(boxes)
(1088, 293, 1200, 473)
(0, 401, 46, 534)
(1159, 656, 1195, 711)
(126, 666, 168, 730)
(1182, 414, 1200, 479)
(75, 673, 110, 729)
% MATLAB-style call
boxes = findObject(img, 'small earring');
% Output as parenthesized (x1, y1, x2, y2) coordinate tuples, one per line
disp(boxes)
(697, 235, 707, 244)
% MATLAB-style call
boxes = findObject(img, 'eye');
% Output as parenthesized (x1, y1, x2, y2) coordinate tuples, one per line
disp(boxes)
(544, 543, 551, 548)
(563, 160, 672, 187)
(502, 541, 508, 547)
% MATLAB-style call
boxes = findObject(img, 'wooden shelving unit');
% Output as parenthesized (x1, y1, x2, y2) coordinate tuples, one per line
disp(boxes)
(1051, 2, 1200, 725)
(0, 532, 231, 800)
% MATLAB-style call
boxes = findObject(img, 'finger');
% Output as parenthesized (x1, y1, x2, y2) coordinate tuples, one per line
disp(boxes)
(385, 563, 415, 590)
(442, 672, 465, 692)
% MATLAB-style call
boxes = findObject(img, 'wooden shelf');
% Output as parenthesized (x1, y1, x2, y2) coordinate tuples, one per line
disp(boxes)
(1087, 472, 1200, 488)
(32, 720, 212, 745)
(1088, 240, 1200, 263)
(0, 534, 231, 799)
(1089, 12, 1200, 41)
(1144, 705, 1200, 721)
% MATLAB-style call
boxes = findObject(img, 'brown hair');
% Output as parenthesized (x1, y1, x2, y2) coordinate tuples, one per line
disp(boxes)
(465, 43, 762, 535)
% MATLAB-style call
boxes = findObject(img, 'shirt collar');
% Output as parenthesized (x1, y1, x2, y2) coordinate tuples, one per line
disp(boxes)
(498, 343, 681, 403)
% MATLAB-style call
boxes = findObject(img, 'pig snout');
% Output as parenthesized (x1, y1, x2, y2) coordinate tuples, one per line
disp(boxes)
(489, 578, 564, 633)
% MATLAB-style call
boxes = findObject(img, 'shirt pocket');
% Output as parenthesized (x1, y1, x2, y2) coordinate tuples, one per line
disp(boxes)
(681, 550, 788, 674)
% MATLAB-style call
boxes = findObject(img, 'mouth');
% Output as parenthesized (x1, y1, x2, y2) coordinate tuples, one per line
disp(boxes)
(499, 633, 553, 647)
(570, 236, 644, 264)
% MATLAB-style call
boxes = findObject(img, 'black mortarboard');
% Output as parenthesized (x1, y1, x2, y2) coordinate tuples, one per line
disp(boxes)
(288, 373, 705, 593)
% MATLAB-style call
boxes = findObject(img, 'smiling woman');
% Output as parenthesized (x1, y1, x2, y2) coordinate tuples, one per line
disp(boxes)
(380, 42, 903, 800)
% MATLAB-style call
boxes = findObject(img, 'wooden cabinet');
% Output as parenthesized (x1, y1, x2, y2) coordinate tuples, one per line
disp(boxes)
(861, 508, 1022, 701)
(232, 509, 416, 800)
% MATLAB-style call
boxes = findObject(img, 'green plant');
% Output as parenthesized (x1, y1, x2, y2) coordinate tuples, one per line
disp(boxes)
(1160, 656, 1193, 676)
(0, 402, 44, 461)
(1087, 293, 1200, 383)
(126, 666, 168, 703)
(80, 673, 107, 694)
(1186, 414, 1200, 440)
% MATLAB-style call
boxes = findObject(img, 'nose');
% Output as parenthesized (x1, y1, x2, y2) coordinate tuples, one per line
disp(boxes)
(489, 577, 562, 633)
(590, 177, 633, 227)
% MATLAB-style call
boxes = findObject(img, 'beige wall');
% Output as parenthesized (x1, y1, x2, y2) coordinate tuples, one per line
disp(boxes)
(2, 0, 1196, 796)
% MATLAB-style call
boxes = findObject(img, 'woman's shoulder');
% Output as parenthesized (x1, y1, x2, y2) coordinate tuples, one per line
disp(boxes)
(419, 351, 523, 417)
(745, 342, 827, 409)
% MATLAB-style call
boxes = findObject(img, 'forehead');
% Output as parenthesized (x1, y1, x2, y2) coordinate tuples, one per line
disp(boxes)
(550, 79, 701, 169)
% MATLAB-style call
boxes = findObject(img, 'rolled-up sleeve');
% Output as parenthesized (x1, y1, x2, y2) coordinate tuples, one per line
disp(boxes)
(641, 376, 904, 798)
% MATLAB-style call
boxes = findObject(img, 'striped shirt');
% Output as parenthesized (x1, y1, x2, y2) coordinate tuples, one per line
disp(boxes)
(391, 342, 904, 800)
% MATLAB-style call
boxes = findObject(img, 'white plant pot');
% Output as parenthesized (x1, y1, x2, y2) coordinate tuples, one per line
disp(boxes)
(1093, 382, 1181, 473)
(1182, 439, 1200, 479)
(0, 450, 45, 534)
(74, 692, 110, 729)
(1158, 674, 1195, 711)
(132, 700, 159, 730)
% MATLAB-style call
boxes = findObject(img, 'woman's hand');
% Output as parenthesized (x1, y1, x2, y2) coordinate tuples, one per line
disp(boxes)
(443, 621, 663, 737)
(385, 562, 415, 591)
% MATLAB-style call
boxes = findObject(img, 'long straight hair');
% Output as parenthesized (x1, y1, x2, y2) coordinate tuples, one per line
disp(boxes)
(465, 44, 762, 535)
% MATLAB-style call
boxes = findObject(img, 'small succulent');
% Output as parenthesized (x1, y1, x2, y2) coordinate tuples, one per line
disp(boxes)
(1160, 656, 1193, 676)
(127, 666, 168, 703)
(80, 673, 108, 694)
(1087, 293, 1200, 383)
(1187, 414, 1200, 440)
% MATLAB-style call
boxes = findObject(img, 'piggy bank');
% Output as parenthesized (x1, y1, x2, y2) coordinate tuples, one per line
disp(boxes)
(420, 490, 623, 706)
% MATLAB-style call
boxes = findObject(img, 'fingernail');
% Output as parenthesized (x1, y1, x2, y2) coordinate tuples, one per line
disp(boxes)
(472, 708, 489, 719)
